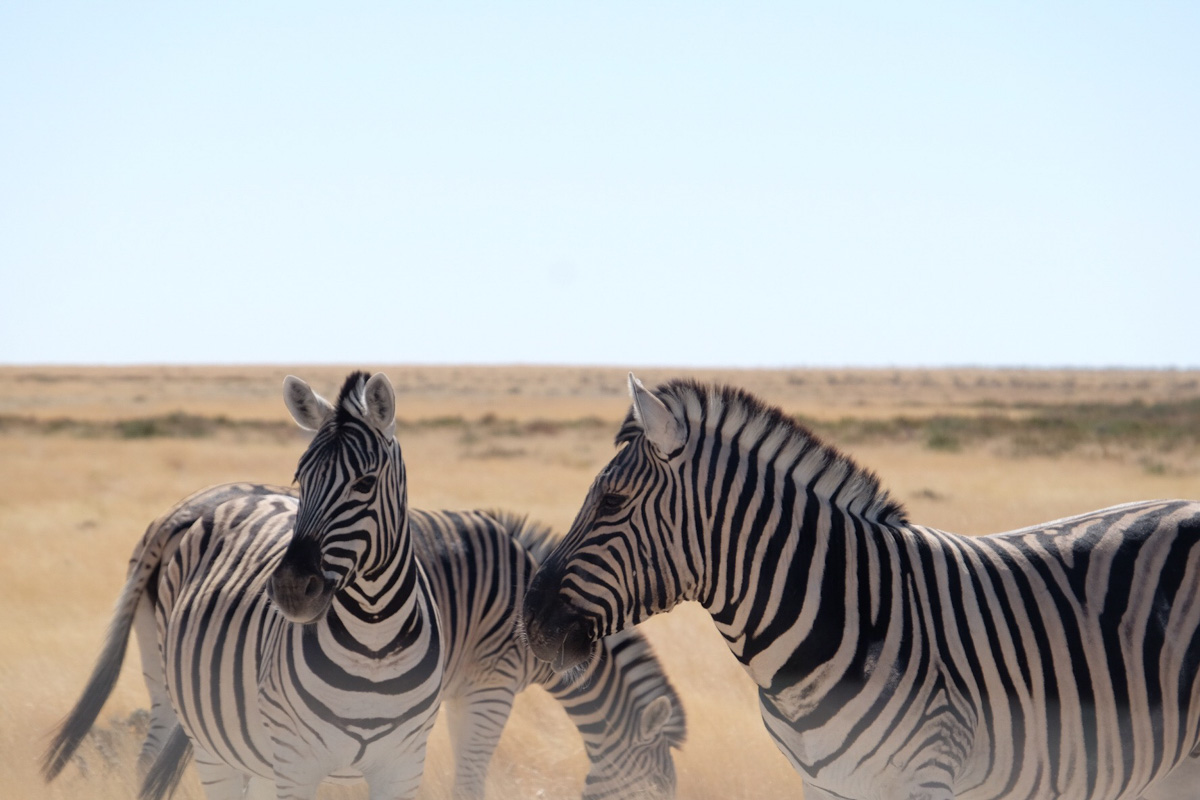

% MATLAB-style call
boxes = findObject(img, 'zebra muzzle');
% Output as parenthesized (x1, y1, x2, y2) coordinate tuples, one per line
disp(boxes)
(522, 577, 596, 671)
(268, 558, 336, 624)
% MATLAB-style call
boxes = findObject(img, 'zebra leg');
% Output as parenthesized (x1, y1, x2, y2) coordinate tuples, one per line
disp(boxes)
(269, 762, 325, 800)
(244, 775, 276, 800)
(191, 743, 251, 800)
(134, 591, 177, 777)
(360, 744, 431, 800)
(140, 724, 193, 800)
(443, 687, 518, 800)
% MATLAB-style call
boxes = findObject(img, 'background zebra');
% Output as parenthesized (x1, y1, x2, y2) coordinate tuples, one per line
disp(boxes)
(44, 372, 445, 800)
(135, 492, 687, 800)
(524, 374, 1200, 800)
(412, 506, 686, 800)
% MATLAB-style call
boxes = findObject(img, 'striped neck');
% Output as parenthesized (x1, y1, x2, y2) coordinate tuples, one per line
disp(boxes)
(359, 456, 410, 580)
(330, 482, 426, 654)
(645, 381, 905, 684)
(297, 422, 423, 651)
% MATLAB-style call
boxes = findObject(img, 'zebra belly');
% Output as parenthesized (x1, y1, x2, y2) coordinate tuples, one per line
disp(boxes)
(755, 635, 1199, 800)
(757, 686, 974, 800)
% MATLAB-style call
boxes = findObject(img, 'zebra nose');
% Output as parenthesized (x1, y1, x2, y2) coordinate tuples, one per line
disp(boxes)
(269, 559, 334, 624)
(522, 574, 596, 670)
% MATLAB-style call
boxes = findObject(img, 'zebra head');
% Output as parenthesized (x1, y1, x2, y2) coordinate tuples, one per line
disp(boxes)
(268, 371, 406, 624)
(582, 677, 687, 800)
(524, 373, 693, 670)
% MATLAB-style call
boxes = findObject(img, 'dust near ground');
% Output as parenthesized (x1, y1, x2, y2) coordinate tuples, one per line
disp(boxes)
(4, 365, 1199, 799)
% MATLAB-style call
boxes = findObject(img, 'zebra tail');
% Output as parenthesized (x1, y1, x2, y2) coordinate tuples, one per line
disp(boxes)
(139, 724, 192, 800)
(41, 544, 161, 781)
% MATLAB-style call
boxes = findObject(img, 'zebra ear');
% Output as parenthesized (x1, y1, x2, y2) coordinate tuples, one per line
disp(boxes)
(283, 376, 335, 431)
(363, 373, 397, 438)
(628, 373, 684, 457)
(638, 695, 673, 743)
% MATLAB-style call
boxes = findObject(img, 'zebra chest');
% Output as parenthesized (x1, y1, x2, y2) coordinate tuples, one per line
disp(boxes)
(249, 636, 434, 765)
(270, 621, 436, 694)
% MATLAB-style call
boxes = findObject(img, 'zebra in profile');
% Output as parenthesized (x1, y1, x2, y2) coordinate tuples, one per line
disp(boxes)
(133, 494, 687, 800)
(44, 371, 445, 799)
(524, 374, 1200, 800)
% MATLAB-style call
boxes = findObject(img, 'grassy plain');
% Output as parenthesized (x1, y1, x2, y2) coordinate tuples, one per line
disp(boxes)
(3, 365, 1199, 799)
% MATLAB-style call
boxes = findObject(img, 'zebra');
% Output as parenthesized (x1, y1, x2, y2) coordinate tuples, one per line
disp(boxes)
(523, 374, 1200, 800)
(44, 371, 445, 800)
(134, 492, 687, 800)
(43, 387, 685, 799)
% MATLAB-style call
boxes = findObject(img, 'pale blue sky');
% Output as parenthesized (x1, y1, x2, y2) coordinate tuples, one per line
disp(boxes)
(2, 3, 1197, 367)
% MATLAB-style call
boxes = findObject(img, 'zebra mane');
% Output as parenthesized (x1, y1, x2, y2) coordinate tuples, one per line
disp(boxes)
(333, 370, 373, 424)
(486, 510, 561, 566)
(293, 371, 378, 481)
(618, 379, 907, 528)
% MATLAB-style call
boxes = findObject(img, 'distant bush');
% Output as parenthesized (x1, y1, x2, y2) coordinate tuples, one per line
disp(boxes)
(116, 413, 227, 439)
(0, 413, 294, 441)
(3, 398, 1197, 463)
(803, 398, 1200, 457)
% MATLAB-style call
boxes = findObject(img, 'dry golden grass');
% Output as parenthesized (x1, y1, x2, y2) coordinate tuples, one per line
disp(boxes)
(3, 365, 1199, 799)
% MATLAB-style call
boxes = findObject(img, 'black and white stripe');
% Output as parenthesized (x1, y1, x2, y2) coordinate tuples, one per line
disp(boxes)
(147, 501, 685, 800)
(410, 507, 686, 800)
(524, 375, 1200, 800)
(45, 372, 444, 800)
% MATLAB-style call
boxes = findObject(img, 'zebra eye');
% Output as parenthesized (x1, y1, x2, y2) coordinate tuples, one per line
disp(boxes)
(351, 475, 377, 494)
(597, 492, 626, 514)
